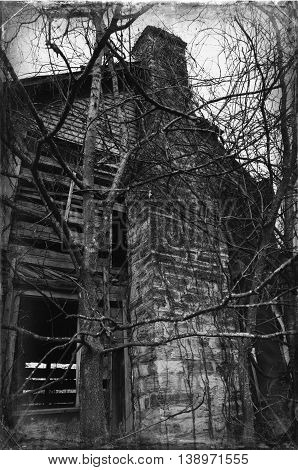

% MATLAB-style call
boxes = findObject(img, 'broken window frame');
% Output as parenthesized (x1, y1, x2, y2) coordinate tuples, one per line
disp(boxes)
(10, 290, 130, 433)
(12, 290, 80, 412)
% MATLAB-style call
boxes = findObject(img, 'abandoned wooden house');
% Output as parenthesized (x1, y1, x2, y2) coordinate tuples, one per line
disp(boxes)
(1, 25, 290, 448)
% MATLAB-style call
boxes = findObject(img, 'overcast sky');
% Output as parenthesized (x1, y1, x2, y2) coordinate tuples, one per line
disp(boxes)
(4, 2, 228, 81)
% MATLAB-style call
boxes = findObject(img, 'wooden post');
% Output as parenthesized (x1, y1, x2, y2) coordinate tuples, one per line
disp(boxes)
(122, 299, 133, 433)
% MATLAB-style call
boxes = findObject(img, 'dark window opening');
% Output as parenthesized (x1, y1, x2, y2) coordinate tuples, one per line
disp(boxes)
(111, 349, 125, 430)
(14, 295, 78, 409)
(13, 295, 127, 429)
(112, 211, 127, 269)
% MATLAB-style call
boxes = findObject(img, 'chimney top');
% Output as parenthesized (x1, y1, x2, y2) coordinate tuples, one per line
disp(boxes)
(133, 26, 187, 53)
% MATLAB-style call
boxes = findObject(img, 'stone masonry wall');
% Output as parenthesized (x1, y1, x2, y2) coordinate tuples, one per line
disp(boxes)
(126, 26, 242, 448)
(126, 182, 241, 448)
(128, 182, 238, 447)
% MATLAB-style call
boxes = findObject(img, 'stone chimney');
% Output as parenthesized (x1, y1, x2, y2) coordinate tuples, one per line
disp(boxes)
(132, 26, 191, 111)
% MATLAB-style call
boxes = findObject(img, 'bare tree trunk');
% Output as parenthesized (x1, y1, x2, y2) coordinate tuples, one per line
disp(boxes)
(0, 15, 4, 438)
(241, 231, 274, 446)
(268, 4, 298, 443)
(240, 346, 255, 446)
(79, 12, 107, 447)
(240, 295, 258, 446)
(79, 6, 135, 446)
(287, 4, 298, 442)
